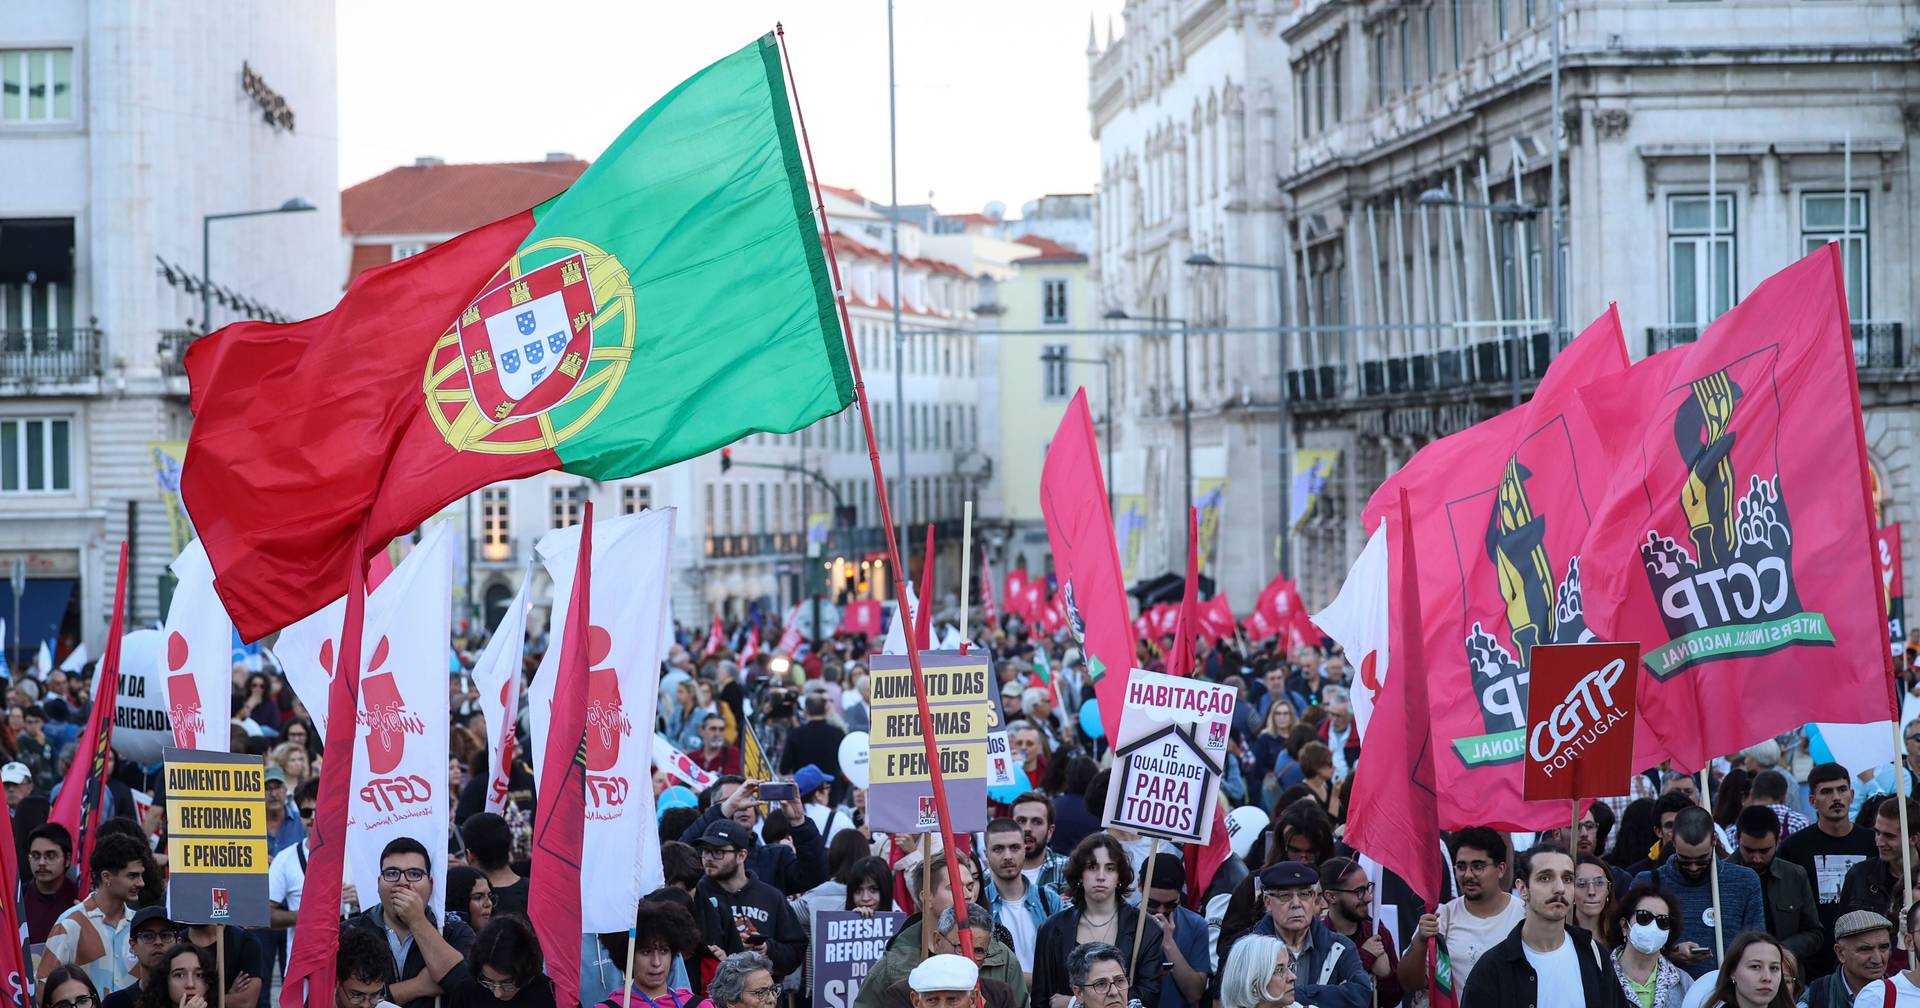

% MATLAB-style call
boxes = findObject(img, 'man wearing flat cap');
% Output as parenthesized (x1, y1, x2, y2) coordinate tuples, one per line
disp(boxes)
(1799, 909, 1891, 1008)
(891, 952, 1016, 1008)
(1220, 862, 1371, 1008)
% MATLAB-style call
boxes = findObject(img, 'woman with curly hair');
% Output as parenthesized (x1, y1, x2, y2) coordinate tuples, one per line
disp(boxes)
(598, 899, 701, 1008)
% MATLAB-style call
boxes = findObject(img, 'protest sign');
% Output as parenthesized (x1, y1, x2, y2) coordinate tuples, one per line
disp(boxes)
(1101, 668, 1233, 844)
(812, 911, 904, 1008)
(1880, 524, 1905, 658)
(1522, 642, 1640, 802)
(163, 748, 269, 926)
(867, 652, 989, 833)
(983, 680, 1016, 789)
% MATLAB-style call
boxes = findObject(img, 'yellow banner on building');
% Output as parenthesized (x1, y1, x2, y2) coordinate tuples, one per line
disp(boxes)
(1290, 449, 1341, 531)
(1195, 477, 1227, 573)
(149, 441, 194, 553)
(807, 512, 831, 558)
(1114, 494, 1147, 584)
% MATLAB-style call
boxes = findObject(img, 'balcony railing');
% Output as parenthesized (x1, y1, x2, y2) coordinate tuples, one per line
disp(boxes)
(158, 329, 202, 377)
(1646, 321, 1910, 371)
(0, 329, 101, 382)
(704, 531, 808, 559)
(1290, 330, 1559, 405)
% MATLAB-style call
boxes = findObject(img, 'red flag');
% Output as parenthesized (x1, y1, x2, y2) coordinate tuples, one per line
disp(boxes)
(1243, 607, 1277, 642)
(739, 626, 761, 663)
(532, 502, 594, 1008)
(48, 542, 128, 896)
(979, 547, 999, 627)
(912, 525, 936, 651)
(1197, 597, 1236, 644)
(1346, 489, 1444, 905)
(704, 616, 724, 655)
(1168, 508, 1200, 677)
(282, 529, 371, 1007)
(776, 622, 804, 655)
(1021, 581, 1045, 621)
(0, 804, 29, 1008)
(842, 599, 883, 637)
(1355, 309, 1630, 830)
(1004, 568, 1029, 620)
(1578, 245, 1889, 772)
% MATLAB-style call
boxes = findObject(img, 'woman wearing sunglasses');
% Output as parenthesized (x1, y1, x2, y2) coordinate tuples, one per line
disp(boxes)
(1609, 883, 1693, 1008)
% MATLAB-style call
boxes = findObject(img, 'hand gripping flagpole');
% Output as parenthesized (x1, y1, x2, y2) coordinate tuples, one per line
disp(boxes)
(776, 23, 977, 961)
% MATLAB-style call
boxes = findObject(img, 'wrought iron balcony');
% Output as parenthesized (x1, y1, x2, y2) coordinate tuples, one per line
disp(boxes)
(0, 328, 101, 382)
(1648, 321, 1909, 372)
(158, 329, 202, 377)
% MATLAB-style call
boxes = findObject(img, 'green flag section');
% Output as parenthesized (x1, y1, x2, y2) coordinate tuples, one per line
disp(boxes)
(183, 34, 851, 640)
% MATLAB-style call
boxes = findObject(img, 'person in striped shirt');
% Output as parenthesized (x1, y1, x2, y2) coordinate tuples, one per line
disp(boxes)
(36, 833, 149, 995)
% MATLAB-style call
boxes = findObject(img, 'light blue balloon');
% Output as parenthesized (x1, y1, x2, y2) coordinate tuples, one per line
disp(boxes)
(1079, 698, 1105, 740)
(988, 761, 1032, 804)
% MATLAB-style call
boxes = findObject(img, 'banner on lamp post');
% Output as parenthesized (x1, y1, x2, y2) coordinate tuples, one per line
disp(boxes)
(1522, 642, 1640, 802)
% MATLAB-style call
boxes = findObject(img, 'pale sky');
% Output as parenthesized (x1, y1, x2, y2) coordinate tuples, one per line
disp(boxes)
(337, 1, 1126, 218)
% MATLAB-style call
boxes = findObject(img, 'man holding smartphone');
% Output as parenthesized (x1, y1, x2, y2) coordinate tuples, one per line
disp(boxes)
(679, 777, 830, 896)
(694, 820, 807, 981)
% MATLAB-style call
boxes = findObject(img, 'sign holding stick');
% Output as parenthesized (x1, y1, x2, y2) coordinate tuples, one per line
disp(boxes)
(163, 748, 269, 927)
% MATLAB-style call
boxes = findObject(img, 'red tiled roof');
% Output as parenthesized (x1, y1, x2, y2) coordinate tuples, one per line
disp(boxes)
(342, 159, 590, 236)
(1014, 234, 1087, 263)
(818, 183, 871, 206)
(824, 230, 971, 277)
(950, 213, 998, 225)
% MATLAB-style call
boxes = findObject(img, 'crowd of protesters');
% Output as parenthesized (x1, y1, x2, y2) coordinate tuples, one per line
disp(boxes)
(9, 616, 1920, 1008)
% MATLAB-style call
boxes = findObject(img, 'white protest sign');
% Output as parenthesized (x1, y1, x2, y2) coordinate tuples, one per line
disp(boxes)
(1100, 668, 1233, 845)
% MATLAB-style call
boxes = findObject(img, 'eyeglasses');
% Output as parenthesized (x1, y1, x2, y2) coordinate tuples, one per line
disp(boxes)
(701, 848, 741, 859)
(135, 930, 175, 945)
(1454, 860, 1495, 874)
(1326, 882, 1375, 897)
(1269, 962, 1298, 979)
(1263, 890, 1317, 906)
(1572, 879, 1610, 891)
(379, 867, 429, 883)
(1075, 978, 1128, 996)
(51, 996, 97, 1008)
(1632, 910, 1675, 929)
(341, 988, 386, 1006)
(741, 986, 781, 1002)
(477, 978, 521, 996)
(1673, 855, 1714, 871)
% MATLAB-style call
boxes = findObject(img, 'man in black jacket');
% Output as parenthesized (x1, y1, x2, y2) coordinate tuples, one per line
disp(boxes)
(1461, 845, 1627, 1008)
(680, 778, 828, 896)
(342, 837, 475, 1008)
(1839, 794, 1920, 924)
(1732, 805, 1823, 969)
(694, 820, 808, 980)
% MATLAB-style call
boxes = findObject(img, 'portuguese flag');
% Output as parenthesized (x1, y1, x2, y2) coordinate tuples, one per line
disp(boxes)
(184, 35, 852, 639)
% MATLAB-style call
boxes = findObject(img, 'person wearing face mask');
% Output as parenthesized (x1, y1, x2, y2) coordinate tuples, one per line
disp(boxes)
(1794, 910, 1889, 1008)
(1633, 808, 1765, 979)
(1608, 885, 1693, 1008)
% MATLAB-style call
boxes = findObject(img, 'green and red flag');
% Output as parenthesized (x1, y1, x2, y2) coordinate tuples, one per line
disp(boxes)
(184, 35, 852, 639)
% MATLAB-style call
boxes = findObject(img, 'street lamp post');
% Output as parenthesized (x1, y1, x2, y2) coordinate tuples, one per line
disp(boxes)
(202, 197, 317, 332)
(1417, 188, 1542, 407)
(1039, 347, 1115, 513)
(1105, 308, 1191, 561)
(1186, 252, 1293, 574)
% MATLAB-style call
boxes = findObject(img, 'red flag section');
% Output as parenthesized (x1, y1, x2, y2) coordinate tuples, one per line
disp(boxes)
(532, 503, 594, 1008)
(1040, 391, 1137, 698)
(1577, 244, 1889, 772)
(913, 525, 936, 651)
(1346, 490, 1444, 905)
(48, 542, 128, 897)
(704, 616, 725, 655)
(1004, 568, 1029, 621)
(282, 529, 372, 1007)
(979, 547, 1000, 627)
(1360, 309, 1630, 831)
(0, 804, 29, 1008)
(1197, 596, 1236, 644)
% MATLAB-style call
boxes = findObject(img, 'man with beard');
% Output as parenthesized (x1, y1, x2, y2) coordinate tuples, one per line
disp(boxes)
(1778, 762, 1876, 949)
(1460, 846, 1628, 1007)
(1318, 859, 1400, 1006)
(1010, 793, 1069, 899)
(693, 820, 806, 980)
(1632, 806, 1764, 978)
(1839, 794, 1920, 925)
(22, 823, 78, 946)
(1398, 827, 1525, 999)
(983, 818, 1060, 978)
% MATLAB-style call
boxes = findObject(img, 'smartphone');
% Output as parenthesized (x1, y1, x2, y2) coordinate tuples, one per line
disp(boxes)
(757, 782, 799, 803)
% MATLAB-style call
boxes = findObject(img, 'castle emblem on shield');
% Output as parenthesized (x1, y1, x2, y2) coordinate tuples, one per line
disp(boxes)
(422, 237, 636, 454)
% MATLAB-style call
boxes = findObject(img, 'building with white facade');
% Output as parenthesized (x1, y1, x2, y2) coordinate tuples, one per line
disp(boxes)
(1275, 0, 1920, 601)
(1087, 0, 1295, 610)
(1, 4, 340, 661)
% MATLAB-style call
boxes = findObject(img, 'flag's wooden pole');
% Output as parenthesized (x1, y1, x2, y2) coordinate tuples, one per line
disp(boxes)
(1128, 840, 1161, 988)
(777, 22, 976, 960)
(958, 500, 973, 643)
(1698, 767, 1724, 963)
(920, 834, 934, 959)
(620, 927, 637, 1008)
(216, 925, 225, 1008)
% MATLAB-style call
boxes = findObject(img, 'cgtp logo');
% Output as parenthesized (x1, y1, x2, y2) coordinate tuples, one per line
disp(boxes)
(319, 635, 427, 776)
(210, 887, 229, 919)
(360, 773, 435, 812)
(1527, 656, 1627, 768)
(166, 631, 205, 749)
(583, 626, 632, 772)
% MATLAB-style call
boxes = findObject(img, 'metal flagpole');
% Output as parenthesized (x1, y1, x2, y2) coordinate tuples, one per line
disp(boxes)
(887, 0, 911, 594)
(1699, 767, 1725, 963)
(778, 22, 977, 960)
(1707, 137, 1718, 326)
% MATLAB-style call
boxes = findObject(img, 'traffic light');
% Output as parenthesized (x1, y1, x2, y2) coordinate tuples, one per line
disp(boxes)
(721, 448, 732, 473)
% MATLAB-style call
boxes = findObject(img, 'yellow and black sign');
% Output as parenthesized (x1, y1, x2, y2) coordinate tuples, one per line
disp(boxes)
(163, 748, 269, 926)
(867, 652, 990, 834)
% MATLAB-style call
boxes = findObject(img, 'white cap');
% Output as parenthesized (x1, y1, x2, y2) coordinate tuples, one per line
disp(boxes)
(908, 954, 978, 993)
(1, 762, 29, 784)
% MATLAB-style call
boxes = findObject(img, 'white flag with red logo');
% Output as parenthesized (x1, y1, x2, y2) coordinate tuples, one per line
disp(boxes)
(278, 523, 454, 908)
(470, 577, 529, 815)
(156, 540, 233, 752)
(1313, 523, 1389, 740)
(703, 615, 724, 655)
(653, 734, 718, 790)
(528, 509, 673, 931)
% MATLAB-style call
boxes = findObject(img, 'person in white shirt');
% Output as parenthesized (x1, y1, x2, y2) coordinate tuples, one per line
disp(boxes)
(1459, 845, 1627, 1008)
(1399, 827, 1527, 1000)
(267, 788, 358, 960)
(1854, 900, 1920, 1006)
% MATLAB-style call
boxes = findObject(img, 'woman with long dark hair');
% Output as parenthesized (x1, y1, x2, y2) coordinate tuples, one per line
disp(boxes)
(1700, 932, 1793, 1008)
(842, 856, 893, 914)
(37, 966, 98, 1008)
(135, 943, 213, 1008)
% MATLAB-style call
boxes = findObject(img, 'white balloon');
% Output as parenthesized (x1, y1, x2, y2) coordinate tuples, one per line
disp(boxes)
(838, 731, 871, 790)
(109, 630, 173, 764)
(1224, 805, 1270, 861)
